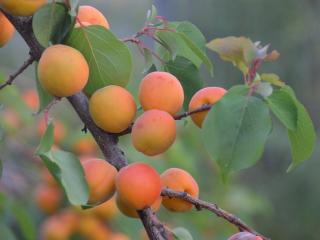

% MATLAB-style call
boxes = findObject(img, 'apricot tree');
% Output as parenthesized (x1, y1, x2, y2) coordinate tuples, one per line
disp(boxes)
(0, 1, 316, 240)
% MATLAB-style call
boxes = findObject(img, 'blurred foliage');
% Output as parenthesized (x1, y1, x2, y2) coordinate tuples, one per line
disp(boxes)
(0, 0, 319, 239)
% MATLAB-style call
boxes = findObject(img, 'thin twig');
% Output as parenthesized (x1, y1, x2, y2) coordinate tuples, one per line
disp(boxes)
(117, 104, 213, 136)
(0, 56, 34, 90)
(161, 188, 270, 240)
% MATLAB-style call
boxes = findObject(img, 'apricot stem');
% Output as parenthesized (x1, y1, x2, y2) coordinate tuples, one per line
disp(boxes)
(161, 188, 270, 240)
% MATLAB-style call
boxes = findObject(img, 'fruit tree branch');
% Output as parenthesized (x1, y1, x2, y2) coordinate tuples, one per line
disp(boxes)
(2, 11, 167, 240)
(117, 104, 213, 136)
(161, 188, 270, 240)
(0, 56, 35, 90)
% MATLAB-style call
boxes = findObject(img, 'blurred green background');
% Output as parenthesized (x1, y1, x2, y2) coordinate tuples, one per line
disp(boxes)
(0, 0, 319, 239)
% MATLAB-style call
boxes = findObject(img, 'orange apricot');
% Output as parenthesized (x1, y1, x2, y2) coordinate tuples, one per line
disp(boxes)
(38, 118, 66, 143)
(82, 158, 117, 204)
(116, 194, 162, 218)
(89, 85, 136, 133)
(188, 87, 227, 128)
(139, 71, 184, 115)
(161, 168, 199, 212)
(37, 44, 89, 97)
(116, 163, 161, 210)
(73, 136, 98, 155)
(41, 169, 58, 187)
(34, 184, 61, 214)
(77, 5, 109, 29)
(0, 0, 46, 16)
(77, 216, 111, 240)
(0, 11, 14, 47)
(110, 233, 131, 240)
(22, 89, 39, 112)
(131, 110, 176, 156)
(87, 196, 118, 220)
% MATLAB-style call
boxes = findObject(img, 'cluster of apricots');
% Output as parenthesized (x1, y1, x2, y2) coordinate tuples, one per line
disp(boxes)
(89, 70, 227, 156)
(34, 164, 131, 240)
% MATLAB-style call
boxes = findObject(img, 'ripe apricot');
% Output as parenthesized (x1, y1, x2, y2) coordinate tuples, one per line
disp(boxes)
(131, 110, 176, 156)
(116, 163, 161, 210)
(77, 5, 109, 29)
(73, 136, 98, 155)
(82, 158, 117, 204)
(0, 12, 14, 47)
(86, 196, 118, 220)
(77, 216, 111, 240)
(41, 169, 58, 187)
(110, 233, 131, 240)
(22, 89, 39, 112)
(89, 85, 136, 133)
(188, 87, 227, 128)
(161, 168, 199, 212)
(41, 214, 75, 240)
(38, 118, 66, 143)
(139, 71, 184, 115)
(37, 44, 89, 97)
(34, 184, 61, 214)
(116, 194, 162, 218)
(0, 0, 46, 16)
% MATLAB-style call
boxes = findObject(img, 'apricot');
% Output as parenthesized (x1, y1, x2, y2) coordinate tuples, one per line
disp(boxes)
(38, 118, 66, 143)
(0, 0, 46, 16)
(41, 169, 58, 187)
(115, 163, 161, 210)
(37, 44, 89, 97)
(116, 194, 162, 218)
(89, 85, 136, 133)
(131, 110, 176, 156)
(188, 87, 227, 128)
(87, 196, 118, 220)
(34, 184, 61, 214)
(110, 233, 131, 240)
(228, 232, 263, 240)
(22, 89, 39, 112)
(0, 11, 14, 47)
(77, 5, 109, 29)
(139, 71, 184, 115)
(77, 216, 111, 240)
(41, 215, 74, 240)
(73, 136, 98, 155)
(82, 158, 117, 204)
(161, 168, 199, 212)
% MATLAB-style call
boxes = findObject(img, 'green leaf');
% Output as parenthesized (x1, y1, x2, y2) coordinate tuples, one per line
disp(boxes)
(65, 26, 133, 96)
(36, 122, 54, 155)
(142, 48, 154, 73)
(0, 224, 16, 240)
(36, 123, 89, 205)
(32, 3, 74, 48)
(267, 88, 298, 131)
(165, 57, 203, 110)
(146, 5, 157, 24)
(67, 0, 79, 17)
(283, 87, 317, 171)
(261, 73, 285, 87)
(156, 31, 179, 60)
(35, 63, 53, 113)
(11, 204, 36, 240)
(207, 36, 257, 74)
(202, 86, 272, 177)
(172, 227, 193, 240)
(173, 21, 206, 52)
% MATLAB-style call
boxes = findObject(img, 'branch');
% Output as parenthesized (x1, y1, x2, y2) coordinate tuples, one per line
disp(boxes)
(0, 56, 34, 90)
(117, 104, 212, 136)
(2, 11, 167, 240)
(161, 188, 270, 240)
(174, 104, 212, 120)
